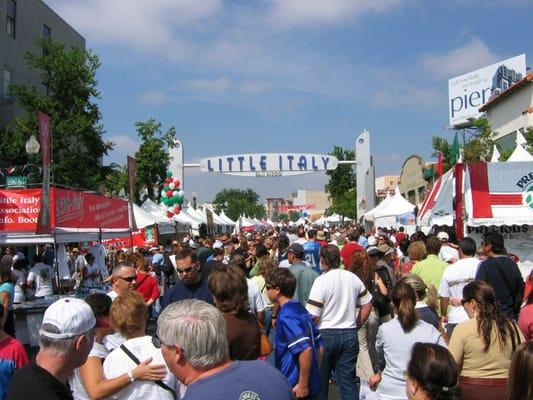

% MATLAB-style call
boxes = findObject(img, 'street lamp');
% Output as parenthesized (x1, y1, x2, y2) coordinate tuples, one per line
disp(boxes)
(25, 134, 40, 185)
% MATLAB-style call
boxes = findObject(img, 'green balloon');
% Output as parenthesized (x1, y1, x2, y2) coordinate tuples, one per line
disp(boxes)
(176, 197, 183, 205)
(166, 171, 173, 178)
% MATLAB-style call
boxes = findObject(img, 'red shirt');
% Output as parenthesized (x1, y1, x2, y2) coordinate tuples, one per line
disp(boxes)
(135, 272, 160, 303)
(340, 241, 364, 267)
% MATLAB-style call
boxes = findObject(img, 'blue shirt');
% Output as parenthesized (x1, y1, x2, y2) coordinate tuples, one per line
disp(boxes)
(303, 241, 320, 273)
(183, 360, 295, 400)
(160, 279, 213, 310)
(275, 300, 323, 397)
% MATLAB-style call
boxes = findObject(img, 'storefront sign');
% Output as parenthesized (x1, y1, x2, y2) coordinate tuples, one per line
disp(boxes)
(200, 153, 339, 177)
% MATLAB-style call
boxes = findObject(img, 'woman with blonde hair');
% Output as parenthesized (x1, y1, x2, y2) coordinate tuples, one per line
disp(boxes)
(103, 291, 180, 399)
(449, 281, 523, 400)
(400, 241, 427, 276)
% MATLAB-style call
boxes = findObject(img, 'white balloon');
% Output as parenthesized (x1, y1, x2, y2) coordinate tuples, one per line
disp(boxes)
(161, 191, 167, 198)
(178, 190, 184, 197)
(169, 182, 175, 190)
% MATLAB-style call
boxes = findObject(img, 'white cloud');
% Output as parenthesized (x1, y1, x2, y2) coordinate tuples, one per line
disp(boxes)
(181, 77, 233, 94)
(371, 85, 442, 108)
(137, 90, 173, 105)
(268, 0, 409, 28)
(106, 134, 139, 163)
(419, 38, 500, 79)
(47, 0, 222, 60)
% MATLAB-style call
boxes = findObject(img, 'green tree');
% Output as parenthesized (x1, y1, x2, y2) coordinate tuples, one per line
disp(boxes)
(276, 213, 289, 222)
(325, 146, 356, 220)
(431, 117, 495, 168)
(0, 38, 112, 190)
(102, 163, 128, 197)
(133, 119, 176, 203)
(212, 188, 266, 221)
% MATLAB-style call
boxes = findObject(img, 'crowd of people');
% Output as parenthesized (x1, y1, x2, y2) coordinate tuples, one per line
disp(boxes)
(0, 224, 532, 400)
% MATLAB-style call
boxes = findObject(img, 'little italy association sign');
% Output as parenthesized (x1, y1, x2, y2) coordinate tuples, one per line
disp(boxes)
(199, 153, 339, 177)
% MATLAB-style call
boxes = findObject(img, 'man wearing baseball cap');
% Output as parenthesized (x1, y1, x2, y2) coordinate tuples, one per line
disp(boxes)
(8, 298, 96, 400)
(287, 243, 318, 306)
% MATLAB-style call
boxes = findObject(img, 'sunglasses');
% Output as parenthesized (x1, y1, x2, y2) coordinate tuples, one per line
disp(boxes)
(177, 266, 195, 274)
(117, 275, 136, 283)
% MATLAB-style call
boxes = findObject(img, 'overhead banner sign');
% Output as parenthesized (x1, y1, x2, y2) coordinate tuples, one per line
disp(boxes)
(448, 54, 526, 127)
(200, 153, 339, 177)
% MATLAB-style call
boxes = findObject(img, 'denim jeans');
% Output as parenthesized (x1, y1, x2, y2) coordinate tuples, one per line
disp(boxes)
(320, 328, 359, 400)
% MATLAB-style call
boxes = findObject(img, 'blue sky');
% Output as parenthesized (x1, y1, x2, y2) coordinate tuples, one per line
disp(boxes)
(46, 0, 533, 203)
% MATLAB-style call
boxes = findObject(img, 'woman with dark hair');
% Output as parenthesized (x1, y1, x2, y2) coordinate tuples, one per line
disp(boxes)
(347, 249, 376, 384)
(401, 274, 439, 330)
(506, 341, 533, 400)
(208, 264, 260, 360)
(449, 281, 523, 400)
(369, 281, 445, 399)
(406, 343, 460, 400)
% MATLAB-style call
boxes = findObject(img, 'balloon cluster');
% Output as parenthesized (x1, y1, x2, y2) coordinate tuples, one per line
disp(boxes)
(160, 171, 184, 217)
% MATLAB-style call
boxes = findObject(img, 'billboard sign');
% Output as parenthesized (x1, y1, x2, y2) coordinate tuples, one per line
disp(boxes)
(448, 54, 526, 127)
(199, 153, 339, 177)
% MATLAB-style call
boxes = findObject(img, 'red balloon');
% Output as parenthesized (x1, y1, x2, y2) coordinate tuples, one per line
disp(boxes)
(167, 211, 174, 218)
(166, 190, 173, 197)
(175, 209, 180, 214)
(166, 177, 173, 183)
(173, 179, 181, 187)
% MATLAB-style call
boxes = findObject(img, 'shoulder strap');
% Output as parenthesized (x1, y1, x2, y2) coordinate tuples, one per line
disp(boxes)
(493, 258, 515, 293)
(120, 344, 176, 396)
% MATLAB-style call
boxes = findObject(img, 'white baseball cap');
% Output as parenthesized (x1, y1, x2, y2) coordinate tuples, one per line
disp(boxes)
(437, 231, 449, 241)
(40, 298, 96, 339)
(367, 236, 378, 246)
(213, 240, 224, 249)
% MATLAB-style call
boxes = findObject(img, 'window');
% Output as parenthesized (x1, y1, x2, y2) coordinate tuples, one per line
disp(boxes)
(6, 0, 16, 38)
(2, 68, 12, 99)
(43, 24, 51, 38)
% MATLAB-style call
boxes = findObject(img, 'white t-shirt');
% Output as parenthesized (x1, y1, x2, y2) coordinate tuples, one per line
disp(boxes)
(103, 336, 182, 400)
(306, 269, 372, 329)
(278, 259, 290, 269)
(439, 257, 480, 324)
(27, 263, 54, 297)
(439, 245, 460, 263)
(247, 278, 266, 314)
(70, 341, 109, 400)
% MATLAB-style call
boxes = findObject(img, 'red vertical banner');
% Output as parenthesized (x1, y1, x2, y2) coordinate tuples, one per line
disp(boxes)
(437, 151, 443, 178)
(127, 156, 137, 230)
(454, 163, 464, 240)
(36, 111, 52, 234)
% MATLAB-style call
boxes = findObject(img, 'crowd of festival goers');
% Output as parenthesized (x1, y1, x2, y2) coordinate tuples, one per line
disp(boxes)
(0, 224, 532, 400)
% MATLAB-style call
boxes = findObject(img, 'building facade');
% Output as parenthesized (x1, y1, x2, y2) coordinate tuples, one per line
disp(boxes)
(264, 197, 288, 220)
(398, 155, 427, 206)
(0, 0, 85, 130)
(290, 190, 330, 217)
(375, 175, 400, 199)
(480, 73, 533, 150)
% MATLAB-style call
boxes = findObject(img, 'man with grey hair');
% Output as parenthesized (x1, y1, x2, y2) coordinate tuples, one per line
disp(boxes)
(107, 262, 137, 301)
(156, 299, 295, 399)
(7, 298, 96, 400)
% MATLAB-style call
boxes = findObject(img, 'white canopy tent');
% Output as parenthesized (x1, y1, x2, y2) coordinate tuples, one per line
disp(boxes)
(508, 144, 533, 162)
(364, 193, 393, 222)
(219, 210, 236, 226)
(373, 188, 415, 228)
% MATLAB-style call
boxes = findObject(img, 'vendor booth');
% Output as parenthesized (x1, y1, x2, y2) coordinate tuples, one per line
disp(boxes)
(0, 187, 131, 346)
(417, 160, 533, 278)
